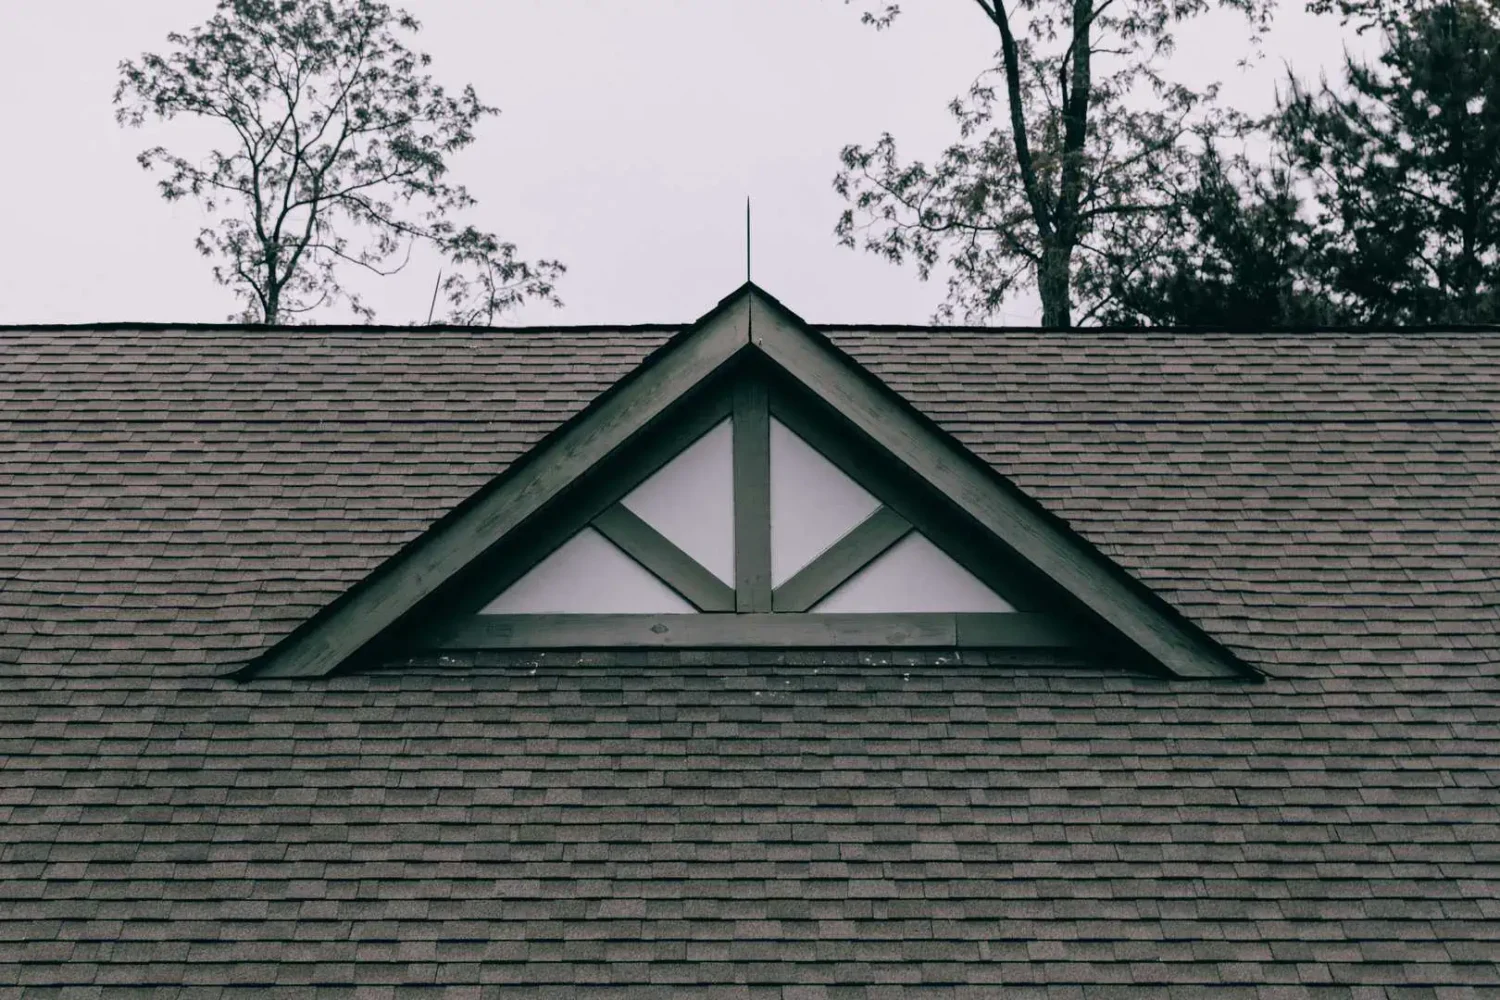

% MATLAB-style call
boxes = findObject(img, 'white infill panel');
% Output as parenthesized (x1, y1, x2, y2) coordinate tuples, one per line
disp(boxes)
(812, 532, 1015, 613)
(482, 528, 696, 614)
(770, 418, 881, 586)
(621, 418, 734, 584)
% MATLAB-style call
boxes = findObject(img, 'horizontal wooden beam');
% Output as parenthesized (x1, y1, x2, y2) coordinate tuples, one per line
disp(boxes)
(592, 504, 735, 612)
(955, 613, 1075, 647)
(772, 506, 911, 613)
(436, 612, 1075, 650)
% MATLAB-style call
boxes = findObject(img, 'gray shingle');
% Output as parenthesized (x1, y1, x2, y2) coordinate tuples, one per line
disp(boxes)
(1, 322, 1498, 994)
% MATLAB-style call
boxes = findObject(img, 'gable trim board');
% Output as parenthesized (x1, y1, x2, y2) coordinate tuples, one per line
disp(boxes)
(748, 293, 1255, 680)
(242, 285, 1256, 681)
(418, 359, 1048, 641)
(241, 291, 749, 680)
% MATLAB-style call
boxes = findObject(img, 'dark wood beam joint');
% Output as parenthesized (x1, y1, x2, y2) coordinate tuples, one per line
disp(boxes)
(592, 504, 735, 612)
(768, 387, 1040, 612)
(446, 392, 733, 617)
(772, 506, 912, 613)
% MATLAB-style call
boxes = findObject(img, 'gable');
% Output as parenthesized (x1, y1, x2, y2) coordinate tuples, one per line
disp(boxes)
(412, 357, 1057, 653)
(240, 287, 1252, 680)
(474, 407, 1017, 616)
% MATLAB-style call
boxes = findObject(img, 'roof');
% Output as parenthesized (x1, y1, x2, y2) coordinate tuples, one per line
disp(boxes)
(2, 295, 1498, 994)
(241, 289, 1250, 681)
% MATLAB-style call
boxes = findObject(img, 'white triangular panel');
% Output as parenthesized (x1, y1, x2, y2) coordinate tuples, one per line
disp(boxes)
(771, 418, 881, 586)
(812, 533, 1014, 613)
(621, 419, 734, 584)
(482, 528, 695, 614)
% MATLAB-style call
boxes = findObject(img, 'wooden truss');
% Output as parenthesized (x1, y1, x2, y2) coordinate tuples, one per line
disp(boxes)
(244, 285, 1253, 679)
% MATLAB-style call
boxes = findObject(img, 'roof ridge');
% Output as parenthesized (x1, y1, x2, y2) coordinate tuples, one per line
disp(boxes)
(6, 321, 1500, 336)
(3, 415, 1495, 427)
(823, 324, 1500, 335)
(0, 322, 687, 335)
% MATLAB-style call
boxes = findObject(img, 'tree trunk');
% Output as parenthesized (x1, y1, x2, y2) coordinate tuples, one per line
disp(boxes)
(1038, 244, 1074, 327)
(263, 259, 280, 325)
(262, 247, 281, 325)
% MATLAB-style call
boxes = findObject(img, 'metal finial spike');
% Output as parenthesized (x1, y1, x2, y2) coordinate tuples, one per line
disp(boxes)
(746, 197, 751, 284)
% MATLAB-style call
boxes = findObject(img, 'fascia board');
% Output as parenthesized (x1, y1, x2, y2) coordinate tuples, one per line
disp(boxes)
(243, 292, 753, 679)
(746, 289, 1254, 680)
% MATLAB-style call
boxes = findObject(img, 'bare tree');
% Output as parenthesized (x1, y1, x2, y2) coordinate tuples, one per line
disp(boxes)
(116, 0, 561, 324)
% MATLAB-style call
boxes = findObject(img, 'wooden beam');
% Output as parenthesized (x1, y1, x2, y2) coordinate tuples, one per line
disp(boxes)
(437, 612, 1074, 650)
(448, 394, 734, 618)
(772, 506, 911, 613)
(248, 294, 753, 678)
(583, 395, 733, 518)
(732, 378, 772, 612)
(748, 291, 1249, 679)
(593, 504, 736, 612)
(768, 387, 1040, 613)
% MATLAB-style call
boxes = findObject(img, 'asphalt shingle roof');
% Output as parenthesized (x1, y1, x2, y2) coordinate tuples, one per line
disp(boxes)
(1, 321, 1497, 997)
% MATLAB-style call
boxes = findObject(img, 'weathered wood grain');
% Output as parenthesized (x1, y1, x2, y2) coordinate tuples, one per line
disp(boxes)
(733, 378, 772, 612)
(593, 504, 736, 612)
(440, 612, 1073, 649)
(771, 506, 911, 612)
(251, 295, 752, 677)
(749, 290, 1247, 679)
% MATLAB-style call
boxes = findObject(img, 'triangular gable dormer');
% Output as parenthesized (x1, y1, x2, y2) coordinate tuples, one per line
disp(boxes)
(243, 285, 1255, 680)
(434, 365, 1046, 649)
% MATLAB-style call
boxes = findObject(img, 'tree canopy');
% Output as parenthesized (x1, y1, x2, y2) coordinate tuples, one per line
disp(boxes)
(1099, 145, 1338, 325)
(116, 0, 561, 324)
(1111, 0, 1500, 325)
(834, 0, 1276, 327)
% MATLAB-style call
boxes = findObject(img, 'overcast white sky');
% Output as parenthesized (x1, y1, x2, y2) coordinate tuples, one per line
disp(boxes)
(0, 1, 1375, 326)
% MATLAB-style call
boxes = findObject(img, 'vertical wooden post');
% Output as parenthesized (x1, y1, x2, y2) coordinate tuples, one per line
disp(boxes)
(733, 378, 773, 611)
